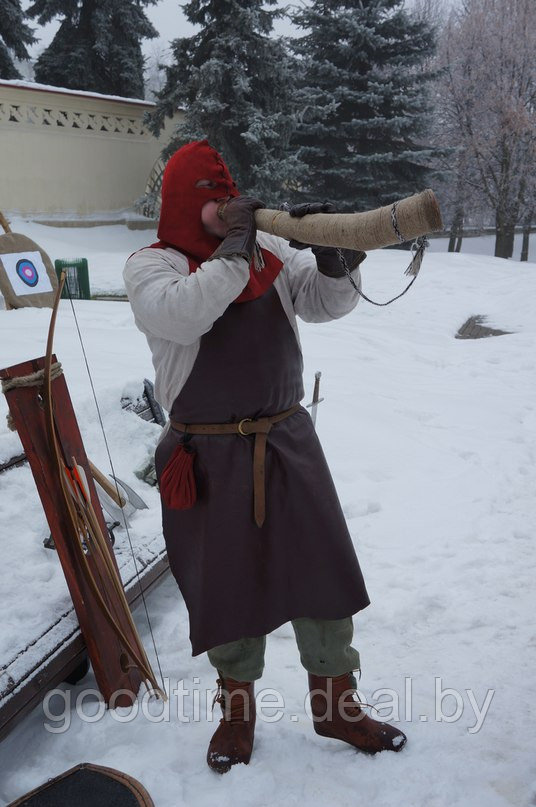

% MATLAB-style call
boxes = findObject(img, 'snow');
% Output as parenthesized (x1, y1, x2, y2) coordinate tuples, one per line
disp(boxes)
(1, 221, 536, 806)
(0, 79, 154, 107)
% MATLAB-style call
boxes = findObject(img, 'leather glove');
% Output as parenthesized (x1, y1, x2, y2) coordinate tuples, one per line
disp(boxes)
(287, 202, 366, 278)
(209, 196, 265, 263)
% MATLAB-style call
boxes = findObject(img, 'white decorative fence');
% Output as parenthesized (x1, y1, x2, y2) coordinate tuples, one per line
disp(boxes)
(0, 81, 180, 217)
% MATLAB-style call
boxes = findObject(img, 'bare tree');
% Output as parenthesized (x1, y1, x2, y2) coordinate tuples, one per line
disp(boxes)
(519, 162, 536, 260)
(438, 0, 536, 258)
(144, 39, 171, 102)
(429, 20, 483, 252)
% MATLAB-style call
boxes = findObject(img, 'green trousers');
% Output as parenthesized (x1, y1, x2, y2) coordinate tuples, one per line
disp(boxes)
(207, 616, 360, 684)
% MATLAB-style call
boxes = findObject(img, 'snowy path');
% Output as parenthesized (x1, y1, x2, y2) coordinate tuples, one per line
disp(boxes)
(0, 223, 535, 806)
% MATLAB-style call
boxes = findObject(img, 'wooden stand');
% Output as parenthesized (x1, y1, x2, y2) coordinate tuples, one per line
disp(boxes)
(0, 210, 13, 310)
(0, 355, 146, 705)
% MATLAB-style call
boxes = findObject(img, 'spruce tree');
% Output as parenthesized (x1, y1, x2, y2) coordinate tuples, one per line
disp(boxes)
(28, 0, 158, 98)
(0, 0, 36, 79)
(290, 0, 438, 211)
(148, 0, 304, 203)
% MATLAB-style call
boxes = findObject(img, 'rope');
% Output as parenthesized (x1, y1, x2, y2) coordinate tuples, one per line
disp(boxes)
(1, 362, 62, 393)
(2, 362, 63, 431)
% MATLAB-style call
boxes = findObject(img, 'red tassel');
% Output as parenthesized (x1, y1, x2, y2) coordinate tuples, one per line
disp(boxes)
(160, 443, 197, 510)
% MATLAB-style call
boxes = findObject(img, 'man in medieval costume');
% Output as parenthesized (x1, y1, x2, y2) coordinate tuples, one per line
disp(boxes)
(123, 140, 407, 773)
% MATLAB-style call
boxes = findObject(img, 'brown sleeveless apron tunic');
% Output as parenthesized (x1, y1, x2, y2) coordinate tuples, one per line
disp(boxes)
(155, 277, 370, 656)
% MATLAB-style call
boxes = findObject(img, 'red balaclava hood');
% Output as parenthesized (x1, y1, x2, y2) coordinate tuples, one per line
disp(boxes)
(157, 139, 240, 264)
(154, 140, 284, 303)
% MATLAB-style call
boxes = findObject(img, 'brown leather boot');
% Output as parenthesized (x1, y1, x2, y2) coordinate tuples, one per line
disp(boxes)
(206, 673, 256, 774)
(308, 672, 407, 754)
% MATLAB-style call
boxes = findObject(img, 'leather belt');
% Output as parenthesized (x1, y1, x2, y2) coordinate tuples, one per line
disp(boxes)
(169, 403, 300, 527)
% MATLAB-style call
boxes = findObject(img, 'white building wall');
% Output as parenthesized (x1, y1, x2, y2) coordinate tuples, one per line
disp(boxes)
(0, 81, 180, 217)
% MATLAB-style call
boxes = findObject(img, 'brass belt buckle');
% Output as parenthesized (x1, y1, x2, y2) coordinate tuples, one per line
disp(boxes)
(237, 417, 253, 436)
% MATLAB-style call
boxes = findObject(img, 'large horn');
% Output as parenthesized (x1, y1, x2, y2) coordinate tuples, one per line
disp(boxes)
(254, 189, 442, 251)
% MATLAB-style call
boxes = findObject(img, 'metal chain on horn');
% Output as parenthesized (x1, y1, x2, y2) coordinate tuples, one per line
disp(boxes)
(335, 200, 429, 306)
(336, 235, 428, 308)
(280, 200, 429, 306)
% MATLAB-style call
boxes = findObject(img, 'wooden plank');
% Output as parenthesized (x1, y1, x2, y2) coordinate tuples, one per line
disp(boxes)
(0, 453, 26, 474)
(456, 314, 512, 339)
(0, 551, 169, 743)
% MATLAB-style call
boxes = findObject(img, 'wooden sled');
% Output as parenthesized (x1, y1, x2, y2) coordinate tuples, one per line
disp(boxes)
(7, 763, 154, 806)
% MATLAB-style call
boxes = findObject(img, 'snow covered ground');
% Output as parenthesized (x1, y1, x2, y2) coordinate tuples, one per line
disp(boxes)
(428, 230, 535, 263)
(1, 220, 535, 806)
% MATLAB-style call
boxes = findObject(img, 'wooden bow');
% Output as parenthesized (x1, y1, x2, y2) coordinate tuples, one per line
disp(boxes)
(42, 273, 166, 701)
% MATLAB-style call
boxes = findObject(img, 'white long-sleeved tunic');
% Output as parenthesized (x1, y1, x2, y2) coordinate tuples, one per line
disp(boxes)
(123, 231, 361, 412)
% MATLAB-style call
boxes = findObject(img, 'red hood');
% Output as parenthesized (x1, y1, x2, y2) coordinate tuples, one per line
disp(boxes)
(157, 140, 240, 263)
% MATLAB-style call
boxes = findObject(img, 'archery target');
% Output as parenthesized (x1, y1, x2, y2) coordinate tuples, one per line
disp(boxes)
(16, 258, 39, 287)
(1, 251, 53, 296)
